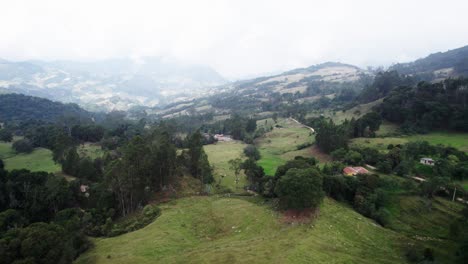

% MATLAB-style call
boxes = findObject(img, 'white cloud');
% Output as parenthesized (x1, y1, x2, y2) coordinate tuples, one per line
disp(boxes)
(1, 0, 468, 79)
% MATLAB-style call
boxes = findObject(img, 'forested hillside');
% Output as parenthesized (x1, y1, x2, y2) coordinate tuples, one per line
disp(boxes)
(379, 78, 468, 132)
(0, 94, 92, 123)
(390, 45, 468, 80)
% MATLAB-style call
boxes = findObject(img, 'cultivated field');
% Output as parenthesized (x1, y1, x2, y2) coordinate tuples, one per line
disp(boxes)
(75, 196, 406, 264)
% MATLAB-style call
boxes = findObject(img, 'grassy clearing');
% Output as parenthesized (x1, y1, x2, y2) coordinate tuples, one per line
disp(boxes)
(350, 137, 408, 152)
(204, 141, 247, 192)
(4, 147, 60, 173)
(76, 196, 406, 264)
(255, 118, 315, 175)
(351, 131, 468, 153)
(1, 140, 60, 173)
(405, 132, 468, 152)
(78, 143, 104, 159)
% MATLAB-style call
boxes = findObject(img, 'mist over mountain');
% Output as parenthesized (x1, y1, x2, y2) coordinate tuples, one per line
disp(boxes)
(0, 57, 226, 111)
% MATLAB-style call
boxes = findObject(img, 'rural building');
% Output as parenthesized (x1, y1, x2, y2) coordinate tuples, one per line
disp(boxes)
(214, 134, 232, 142)
(420, 158, 435, 166)
(80, 184, 89, 193)
(343, 166, 369, 176)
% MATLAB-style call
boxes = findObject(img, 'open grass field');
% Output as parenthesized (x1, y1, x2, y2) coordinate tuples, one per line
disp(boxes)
(78, 143, 104, 159)
(351, 131, 468, 153)
(204, 141, 248, 192)
(255, 118, 315, 175)
(3, 147, 60, 173)
(75, 196, 407, 264)
(405, 132, 468, 152)
(350, 137, 408, 152)
(1, 140, 61, 173)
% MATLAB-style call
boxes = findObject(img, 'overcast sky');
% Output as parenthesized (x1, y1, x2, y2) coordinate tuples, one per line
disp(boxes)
(1, 0, 468, 79)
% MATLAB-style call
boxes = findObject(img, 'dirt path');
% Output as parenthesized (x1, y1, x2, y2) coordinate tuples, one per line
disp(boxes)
(289, 117, 315, 133)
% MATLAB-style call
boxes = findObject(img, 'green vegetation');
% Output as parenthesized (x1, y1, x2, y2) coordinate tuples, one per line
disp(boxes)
(351, 132, 468, 153)
(406, 132, 468, 152)
(76, 196, 406, 264)
(275, 167, 324, 210)
(0, 141, 15, 159)
(0, 93, 91, 123)
(350, 137, 408, 152)
(255, 119, 314, 175)
(375, 121, 400, 137)
(379, 78, 468, 133)
(204, 141, 247, 192)
(3, 147, 60, 173)
(459, 180, 468, 191)
(307, 98, 382, 124)
(78, 143, 104, 159)
(386, 196, 465, 262)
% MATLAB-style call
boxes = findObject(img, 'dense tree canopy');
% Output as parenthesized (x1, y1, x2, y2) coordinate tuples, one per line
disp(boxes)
(379, 78, 468, 132)
(275, 168, 324, 210)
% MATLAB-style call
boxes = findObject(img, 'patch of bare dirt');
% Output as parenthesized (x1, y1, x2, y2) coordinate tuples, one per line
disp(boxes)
(309, 145, 332, 163)
(281, 208, 319, 224)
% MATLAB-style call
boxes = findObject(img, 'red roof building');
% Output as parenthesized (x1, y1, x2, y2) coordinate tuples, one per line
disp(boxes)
(343, 166, 369, 176)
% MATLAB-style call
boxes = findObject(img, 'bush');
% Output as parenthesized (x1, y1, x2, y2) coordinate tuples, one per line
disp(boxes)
(12, 139, 34, 153)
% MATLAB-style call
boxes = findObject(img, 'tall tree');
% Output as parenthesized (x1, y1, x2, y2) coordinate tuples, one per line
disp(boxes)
(275, 168, 324, 210)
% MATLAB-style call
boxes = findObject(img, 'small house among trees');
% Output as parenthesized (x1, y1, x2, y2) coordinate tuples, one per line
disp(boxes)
(420, 158, 435, 166)
(343, 166, 369, 176)
(214, 134, 232, 142)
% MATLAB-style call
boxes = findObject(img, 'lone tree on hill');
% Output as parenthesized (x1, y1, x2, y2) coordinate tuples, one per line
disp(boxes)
(275, 168, 324, 210)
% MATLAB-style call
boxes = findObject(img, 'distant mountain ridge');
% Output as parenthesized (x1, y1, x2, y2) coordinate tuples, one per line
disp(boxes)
(390, 45, 468, 80)
(0, 57, 226, 111)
